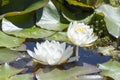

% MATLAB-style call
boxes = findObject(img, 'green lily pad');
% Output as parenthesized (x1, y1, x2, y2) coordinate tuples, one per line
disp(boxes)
(46, 32, 70, 43)
(2, 12, 35, 31)
(2, 18, 23, 33)
(99, 60, 120, 80)
(62, 12, 95, 24)
(0, 63, 33, 80)
(96, 4, 120, 38)
(9, 74, 33, 80)
(36, 1, 68, 31)
(0, 0, 49, 17)
(0, 48, 19, 63)
(52, 0, 94, 20)
(66, 0, 93, 8)
(0, 31, 25, 48)
(7, 27, 55, 38)
(9, 44, 26, 51)
(98, 46, 115, 56)
(36, 63, 102, 80)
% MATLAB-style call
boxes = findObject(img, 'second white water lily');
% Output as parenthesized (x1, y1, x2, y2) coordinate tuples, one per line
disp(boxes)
(67, 21, 98, 47)
(27, 40, 73, 65)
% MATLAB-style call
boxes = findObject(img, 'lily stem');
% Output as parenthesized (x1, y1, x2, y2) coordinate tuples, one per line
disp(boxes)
(114, 36, 120, 50)
(75, 46, 79, 61)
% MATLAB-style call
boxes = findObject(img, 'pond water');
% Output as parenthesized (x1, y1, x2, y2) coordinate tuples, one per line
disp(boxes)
(78, 48, 110, 65)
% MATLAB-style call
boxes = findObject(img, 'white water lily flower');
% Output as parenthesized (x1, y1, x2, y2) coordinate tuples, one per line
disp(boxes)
(27, 40, 73, 65)
(67, 21, 98, 47)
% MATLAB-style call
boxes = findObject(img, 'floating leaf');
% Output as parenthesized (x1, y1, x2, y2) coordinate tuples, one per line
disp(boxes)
(7, 12, 35, 27)
(62, 12, 95, 24)
(74, 75, 103, 80)
(94, 0, 111, 8)
(98, 46, 115, 56)
(0, 48, 19, 63)
(9, 74, 33, 80)
(0, 0, 49, 17)
(36, 1, 68, 31)
(7, 27, 55, 38)
(46, 32, 70, 43)
(0, 63, 33, 80)
(10, 44, 26, 51)
(2, 18, 23, 33)
(0, 31, 25, 48)
(52, 0, 94, 20)
(36, 63, 101, 80)
(99, 60, 120, 80)
(96, 4, 120, 38)
(66, 0, 93, 8)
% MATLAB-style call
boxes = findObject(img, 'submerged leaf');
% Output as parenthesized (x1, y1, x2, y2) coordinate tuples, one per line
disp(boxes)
(99, 60, 120, 80)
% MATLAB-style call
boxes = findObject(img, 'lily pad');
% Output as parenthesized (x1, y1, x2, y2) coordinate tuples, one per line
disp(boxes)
(36, 63, 102, 80)
(46, 32, 70, 43)
(36, 1, 68, 31)
(7, 27, 55, 38)
(2, 18, 23, 33)
(10, 44, 26, 51)
(2, 12, 35, 31)
(52, 0, 94, 20)
(99, 60, 120, 80)
(0, 48, 19, 63)
(66, 0, 93, 8)
(0, 63, 33, 80)
(0, 0, 49, 17)
(0, 31, 25, 48)
(96, 4, 120, 38)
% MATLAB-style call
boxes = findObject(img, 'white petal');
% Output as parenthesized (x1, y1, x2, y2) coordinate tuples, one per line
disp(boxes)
(68, 56, 80, 62)
(27, 50, 36, 58)
(58, 46, 73, 64)
(34, 47, 40, 55)
(38, 48, 48, 62)
(47, 52, 62, 65)
(34, 44, 48, 63)
(86, 35, 98, 44)
(36, 42, 41, 50)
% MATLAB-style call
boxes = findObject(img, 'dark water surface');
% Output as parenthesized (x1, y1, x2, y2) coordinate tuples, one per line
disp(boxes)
(78, 48, 110, 65)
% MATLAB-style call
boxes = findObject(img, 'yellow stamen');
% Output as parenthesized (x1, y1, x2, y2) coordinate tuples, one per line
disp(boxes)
(75, 27, 85, 32)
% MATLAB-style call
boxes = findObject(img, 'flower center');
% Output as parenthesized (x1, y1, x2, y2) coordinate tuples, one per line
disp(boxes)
(75, 27, 85, 32)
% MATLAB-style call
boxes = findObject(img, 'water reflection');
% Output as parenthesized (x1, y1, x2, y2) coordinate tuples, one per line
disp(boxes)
(79, 47, 110, 65)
